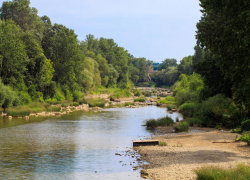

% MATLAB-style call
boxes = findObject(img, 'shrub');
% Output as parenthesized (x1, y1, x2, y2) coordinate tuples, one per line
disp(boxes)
(145, 116, 174, 128)
(133, 89, 142, 96)
(134, 97, 146, 102)
(142, 91, 152, 97)
(146, 119, 157, 128)
(65, 90, 73, 101)
(84, 98, 107, 108)
(174, 122, 189, 132)
(180, 103, 195, 111)
(187, 118, 201, 126)
(239, 132, 250, 145)
(73, 90, 82, 101)
(167, 104, 177, 111)
(157, 116, 174, 126)
(241, 120, 250, 132)
(159, 142, 167, 146)
(195, 163, 250, 180)
(71, 102, 79, 106)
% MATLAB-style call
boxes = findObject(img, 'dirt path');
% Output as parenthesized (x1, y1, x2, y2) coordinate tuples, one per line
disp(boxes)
(136, 128, 250, 180)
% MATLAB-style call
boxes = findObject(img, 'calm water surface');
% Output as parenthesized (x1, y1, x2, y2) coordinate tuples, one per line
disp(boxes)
(0, 106, 182, 180)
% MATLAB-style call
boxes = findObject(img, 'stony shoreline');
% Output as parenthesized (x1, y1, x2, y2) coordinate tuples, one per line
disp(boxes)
(135, 128, 250, 180)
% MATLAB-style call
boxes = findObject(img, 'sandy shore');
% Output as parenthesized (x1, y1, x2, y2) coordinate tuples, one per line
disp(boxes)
(136, 128, 250, 180)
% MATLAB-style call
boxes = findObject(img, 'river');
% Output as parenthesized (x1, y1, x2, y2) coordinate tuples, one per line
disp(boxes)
(0, 106, 182, 180)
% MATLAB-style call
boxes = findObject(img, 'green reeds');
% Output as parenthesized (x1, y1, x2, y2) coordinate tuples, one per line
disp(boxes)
(146, 116, 174, 128)
(134, 97, 146, 102)
(195, 163, 250, 180)
(174, 121, 189, 132)
(6, 107, 31, 116)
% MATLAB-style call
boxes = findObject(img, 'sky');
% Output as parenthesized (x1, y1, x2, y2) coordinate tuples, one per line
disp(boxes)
(2, 0, 202, 63)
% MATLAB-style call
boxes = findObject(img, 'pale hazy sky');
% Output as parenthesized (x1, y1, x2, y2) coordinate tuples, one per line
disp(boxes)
(2, 0, 202, 63)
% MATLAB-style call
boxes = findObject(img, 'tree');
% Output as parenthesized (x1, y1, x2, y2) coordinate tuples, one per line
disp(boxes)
(158, 58, 177, 70)
(0, 0, 44, 40)
(0, 19, 28, 87)
(196, 0, 250, 108)
(178, 56, 193, 75)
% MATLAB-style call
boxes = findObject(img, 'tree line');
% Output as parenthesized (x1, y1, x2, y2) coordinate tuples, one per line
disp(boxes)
(0, 0, 158, 109)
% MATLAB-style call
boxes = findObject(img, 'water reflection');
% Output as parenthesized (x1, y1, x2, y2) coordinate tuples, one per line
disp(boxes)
(0, 106, 183, 179)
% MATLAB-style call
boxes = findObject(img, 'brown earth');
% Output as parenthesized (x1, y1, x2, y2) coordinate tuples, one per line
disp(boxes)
(136, 128, 250, 180)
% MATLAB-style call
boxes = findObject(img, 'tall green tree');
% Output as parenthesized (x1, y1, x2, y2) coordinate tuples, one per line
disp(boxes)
(196, 0, 250, 108)
(0, 19, 28, 87)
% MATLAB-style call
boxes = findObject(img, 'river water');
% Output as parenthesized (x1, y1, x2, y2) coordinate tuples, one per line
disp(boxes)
(0, 106, 182, 180)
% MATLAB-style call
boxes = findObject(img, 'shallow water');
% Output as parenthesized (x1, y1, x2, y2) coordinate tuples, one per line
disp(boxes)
(0, 106, 182, 180)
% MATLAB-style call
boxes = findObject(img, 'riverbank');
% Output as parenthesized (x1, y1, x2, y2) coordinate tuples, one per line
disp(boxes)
(136, 128, 250, 180)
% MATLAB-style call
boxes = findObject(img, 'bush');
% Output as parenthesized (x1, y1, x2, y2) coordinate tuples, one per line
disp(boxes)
(146, 116, 174, 128)
(157, 116, 174, 126)
(84, 98, 107, 108)
(241, 120, 250, 132)
(73, 90, 82, 101)
(180, 103, 195, 111)
(167, 104, 177, 111)
(71, 102, 79, 106)
(239, 132, 250, 145)
(133, 89, 142, 96)
(174, 122, 189, 132)
(134, 97, 146, 102)
(142, 91, 152, 97)
(195, 163, 250, 180)
(186, 118, 202, 126)
(146, 119, 157, 128)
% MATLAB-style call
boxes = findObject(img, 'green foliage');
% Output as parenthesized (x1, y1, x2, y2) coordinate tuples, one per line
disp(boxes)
(173, 73, 204, 105)
(133, 89, 142, 96)
(196, 0, 250, 109)
(241, 120, 250, 132)
(46, 106, 61, 112)
(174, 122, 189, 132)
(167, 104, 177, 111)
(134, 97, 146, 102)
(159, 142, 167, 146)
(195, 163, 250, 180)
(146, 116, 174, 128)
(180, 103, 195, 111)
(84, 98, 107, 108)
(73, 90, 82, 101)
(194, 94, 241, 128)
(186, 118, 201, 127)
(70, 102, 79, 106)
(125, 102, 135, 106)
(141, 91, 152, 97)
(65, 90, 73, 101)
(6, 106, 31, 117)
(239, 132, 250, 145)
(145, 119, 157, 128)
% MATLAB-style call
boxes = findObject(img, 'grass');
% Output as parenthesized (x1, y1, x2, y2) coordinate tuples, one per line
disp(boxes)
(157, 96, 176, 105)
(174, 121, 189, 132)
(239, 132, 250, 145)
(125, 102, 135, 106)
(167, 104, 177, 111)
(159, 142, 167, 146)
(83, 98, 107, 108)
(195, 163, 250, 180)
(146, 116, 174, 128)
(110, 89, 131, 101)
(6, 106, 31, 116)
(46, 106, 61, 112)
(134, 97, 146, 102)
